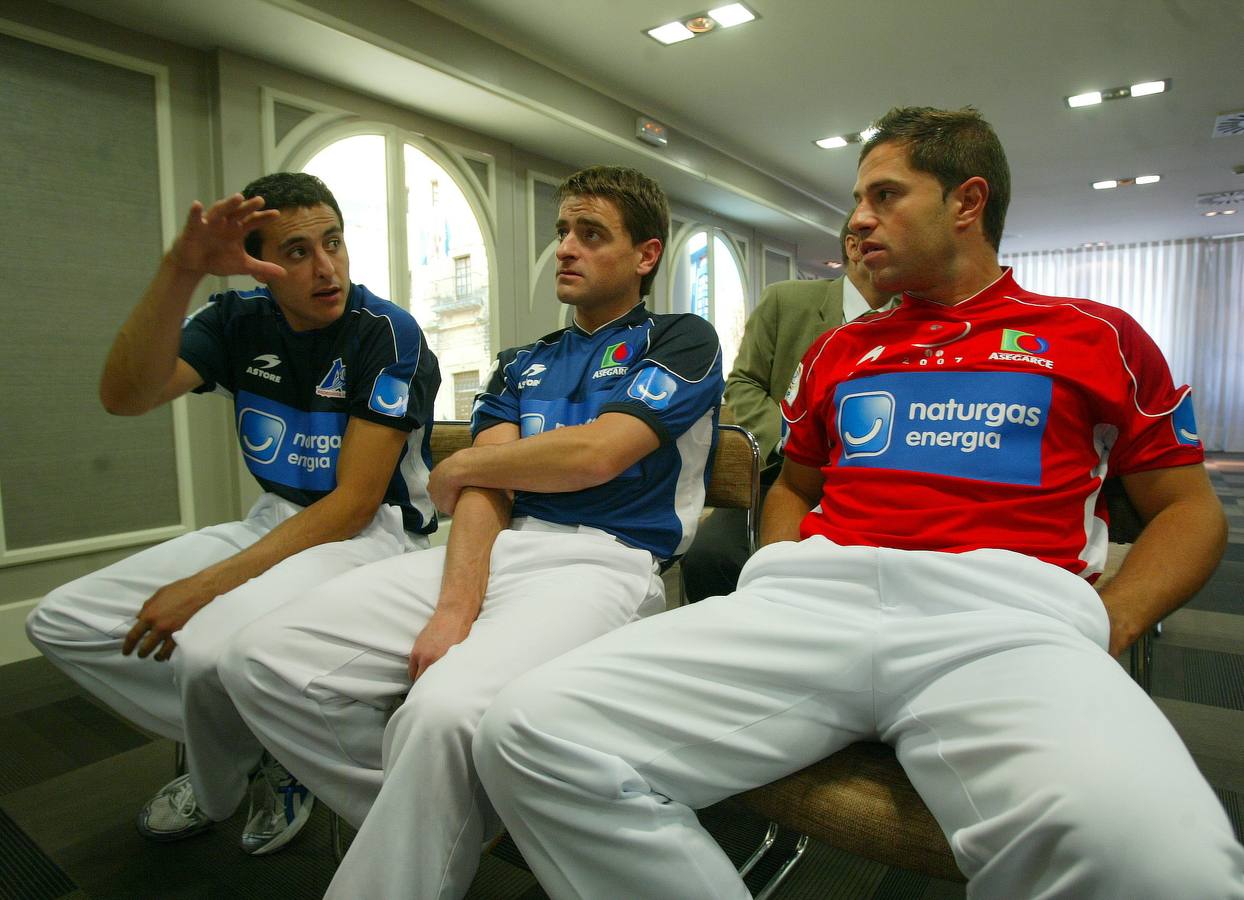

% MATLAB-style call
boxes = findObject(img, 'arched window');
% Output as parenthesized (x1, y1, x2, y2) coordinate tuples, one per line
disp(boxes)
(669, 227, 747, 376)
(299, 130, 493, 420)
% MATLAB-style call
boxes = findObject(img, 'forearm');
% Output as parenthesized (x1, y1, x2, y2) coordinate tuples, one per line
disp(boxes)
(759, 481, 814, 546)
(100, 254, 204, 415)
(190, 489, 380, 606)
(435, 487, 514, 618)
(445, 418, 651, 496)
(1098, 496, 1227, 655)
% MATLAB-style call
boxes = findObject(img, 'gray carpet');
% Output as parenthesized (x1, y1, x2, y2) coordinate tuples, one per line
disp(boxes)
(2, 454, 1241, 899)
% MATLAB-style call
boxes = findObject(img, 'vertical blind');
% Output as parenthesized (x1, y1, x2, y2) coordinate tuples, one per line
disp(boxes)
(1002, 238, 1244, 451)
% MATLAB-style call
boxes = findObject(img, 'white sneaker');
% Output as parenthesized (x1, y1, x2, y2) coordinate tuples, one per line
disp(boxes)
(240, 753, 315, 855)
(136, 773, 212, 842)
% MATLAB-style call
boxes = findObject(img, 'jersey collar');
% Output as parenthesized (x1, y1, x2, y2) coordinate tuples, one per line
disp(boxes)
(569, 301, 649, 337)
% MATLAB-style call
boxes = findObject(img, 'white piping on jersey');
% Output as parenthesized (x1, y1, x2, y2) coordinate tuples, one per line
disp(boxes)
(902, 267, 1010, 309)
(1000, 293, 1190, 420)
(671, 409, 714, 556)
(782, 303, 903, 425)
(398, 421, 436, 528)
(637, 315, 723, 384)
(571, 302, 646, 336)
(359, 305, 425, 414)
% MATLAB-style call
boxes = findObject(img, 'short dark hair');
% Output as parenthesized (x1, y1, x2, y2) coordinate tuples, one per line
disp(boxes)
(839, 214, 854, 260)
(556, 165, 669, 297)
(860, 107, 1010, 251)
(240, 172, 344, 260)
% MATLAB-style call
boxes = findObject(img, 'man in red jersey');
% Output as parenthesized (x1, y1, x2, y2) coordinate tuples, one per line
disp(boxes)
(473, 107, 1244, 898)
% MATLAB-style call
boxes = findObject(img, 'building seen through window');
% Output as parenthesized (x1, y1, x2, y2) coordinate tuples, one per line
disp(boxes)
(303, 135, 492, 420)
(671, 228, 746, 377)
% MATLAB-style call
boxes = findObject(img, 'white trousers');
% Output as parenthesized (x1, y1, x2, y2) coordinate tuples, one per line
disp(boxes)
(25, 493, 419, 820)
(220, 520, 665, 900)
(475, 537, 1244, 899)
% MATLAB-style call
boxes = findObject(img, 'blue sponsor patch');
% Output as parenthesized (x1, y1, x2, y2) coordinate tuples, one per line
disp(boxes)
(235, 391, 347, 491)
(1171, 392, 1200, 447)
(520, 413, 546, 437)
(838, 391, 895, 458)
(238, 408, 286, 465)
(368, 373, 410, 417)
(517, 399, 593, 435)
(627, 367, 678, 411)
(832, 372, 1051, 485)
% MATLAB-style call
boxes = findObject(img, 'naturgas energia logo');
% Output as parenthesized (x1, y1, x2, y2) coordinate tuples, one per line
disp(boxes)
(833, 371, 1052, 486)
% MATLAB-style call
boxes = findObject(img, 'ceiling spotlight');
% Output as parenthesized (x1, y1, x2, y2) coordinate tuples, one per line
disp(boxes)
(1066, 78, 1170, 109)
(1205, 210, 1220, 217)
(1130, 80, 1167, 97)
(708, 3, 756, 27)
(1223, 209, 1238, 215)
(813, 125, 878, 150)
(826, 260, 843, 269)
(647, 21, 695, 44)
(646, 4, 758, 44)
(1092, 174, 1161, 190)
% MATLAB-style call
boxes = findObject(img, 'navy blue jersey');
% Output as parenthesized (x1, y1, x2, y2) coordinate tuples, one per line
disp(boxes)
(473, 303, 723, 560)
(180, 283, 440, 534)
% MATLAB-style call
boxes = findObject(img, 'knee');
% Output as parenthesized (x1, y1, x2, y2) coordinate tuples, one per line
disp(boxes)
(217, 619, 278, 702)
(472, 675, 570, 795)
(388, 680, 478, 754)
(999, 778, 1244, 895)
(25, 587, 81, 650)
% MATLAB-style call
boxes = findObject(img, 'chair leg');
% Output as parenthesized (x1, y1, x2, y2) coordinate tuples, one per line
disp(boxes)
(1128, 626, 1157, 695)
(329, 810, 349, 863)
(754, 833, 809, 900)
(173, 742, 187, 776)
(737, 821, 778, 877)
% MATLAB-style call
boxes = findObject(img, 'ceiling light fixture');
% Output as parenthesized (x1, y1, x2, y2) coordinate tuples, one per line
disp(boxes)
(813, 126, 877, 150)
(1065, 78, 1169, 109)
(645, 3, 759, 45)
(647, 21, 695, 44)
(1092, 174, 1161, 190)
(708, 3, 756, 27)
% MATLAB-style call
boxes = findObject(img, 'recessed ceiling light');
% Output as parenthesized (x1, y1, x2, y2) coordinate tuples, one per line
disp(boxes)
(826, 260, 843, 269)
(1069, 91, 1103, 108)
(1205, 210, 1220, 217)
(1223, 209, 1238, 215)
(708, 3, 756, 27)
(812, 125, 878, 150)
(685, 16, 715, 33)
(1130, 80, 1167, 97)
(1092, 174, 1161, 190)
(647, 21, 695, 44)
(1066, 79, 1170, 109)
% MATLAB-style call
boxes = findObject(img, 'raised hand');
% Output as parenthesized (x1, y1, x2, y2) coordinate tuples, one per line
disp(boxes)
(167, 194, 286, 283)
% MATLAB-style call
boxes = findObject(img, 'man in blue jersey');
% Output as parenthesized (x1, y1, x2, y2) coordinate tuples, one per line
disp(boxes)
(221, 165, 724, 899)
(27, 173, 439, 856)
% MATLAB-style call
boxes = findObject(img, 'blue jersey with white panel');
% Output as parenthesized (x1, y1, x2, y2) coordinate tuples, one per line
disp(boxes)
(179, 283, 440, 534)
(473, 303, 723, 561)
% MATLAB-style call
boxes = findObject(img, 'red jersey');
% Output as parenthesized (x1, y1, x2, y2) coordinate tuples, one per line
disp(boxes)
(780, 269, 1203, 578)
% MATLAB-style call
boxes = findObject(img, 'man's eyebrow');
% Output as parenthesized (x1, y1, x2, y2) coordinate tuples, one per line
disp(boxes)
(279, 224, 342, 251)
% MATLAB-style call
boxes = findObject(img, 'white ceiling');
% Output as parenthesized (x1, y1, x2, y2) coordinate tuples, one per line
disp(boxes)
(43, 0, 1244, 267)
(416, 0, 1244, 257)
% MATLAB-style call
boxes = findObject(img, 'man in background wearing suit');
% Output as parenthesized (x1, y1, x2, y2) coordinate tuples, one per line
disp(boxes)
(681, 218, 892, 602)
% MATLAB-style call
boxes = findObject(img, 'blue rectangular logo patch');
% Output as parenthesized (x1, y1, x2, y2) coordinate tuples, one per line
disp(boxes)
(236, 391, 348, 491)
(833, 372, 1051, 485)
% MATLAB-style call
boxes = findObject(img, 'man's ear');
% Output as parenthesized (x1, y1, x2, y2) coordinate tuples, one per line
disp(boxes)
(635, 238, 663, 276)
(952, 176, 990, 234)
